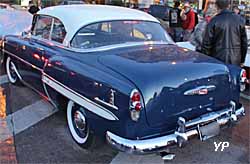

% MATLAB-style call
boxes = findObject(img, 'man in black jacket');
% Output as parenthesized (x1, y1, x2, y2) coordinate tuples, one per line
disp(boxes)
(201, 0, 248, 65)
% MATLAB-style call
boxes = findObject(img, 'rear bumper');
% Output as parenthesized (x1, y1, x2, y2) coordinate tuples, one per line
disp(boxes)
(106, 101, 245, 154)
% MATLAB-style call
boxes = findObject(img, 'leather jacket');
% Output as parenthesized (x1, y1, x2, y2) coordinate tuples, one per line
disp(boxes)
(201, 9, 248, 65)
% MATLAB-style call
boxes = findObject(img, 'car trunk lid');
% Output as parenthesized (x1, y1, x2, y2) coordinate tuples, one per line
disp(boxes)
(98, 44, 231, 128)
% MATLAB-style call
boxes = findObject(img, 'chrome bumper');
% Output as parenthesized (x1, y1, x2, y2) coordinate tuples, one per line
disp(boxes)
(106, 102, 245, 154)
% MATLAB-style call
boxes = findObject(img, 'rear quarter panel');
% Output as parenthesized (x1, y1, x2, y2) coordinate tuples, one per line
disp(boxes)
(227, 64, 242, 107)
(44, 51, 151, 139)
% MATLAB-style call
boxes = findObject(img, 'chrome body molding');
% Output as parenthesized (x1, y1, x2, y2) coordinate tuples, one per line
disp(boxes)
(42, 73, 119, 121)
(106, 102, 245, 154)
(94, 97, 118, 111)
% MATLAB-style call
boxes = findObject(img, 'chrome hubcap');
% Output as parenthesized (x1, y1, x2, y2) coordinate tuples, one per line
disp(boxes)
(74, 111, 86, 132)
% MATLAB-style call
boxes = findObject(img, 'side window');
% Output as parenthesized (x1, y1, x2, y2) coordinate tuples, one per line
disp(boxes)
(51, 18, 66, 43)
(33, 15, 52, 40)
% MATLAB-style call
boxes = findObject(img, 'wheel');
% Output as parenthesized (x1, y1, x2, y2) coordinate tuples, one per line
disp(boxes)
(5, 56, 21, 85)
(67, 100, 98, 149)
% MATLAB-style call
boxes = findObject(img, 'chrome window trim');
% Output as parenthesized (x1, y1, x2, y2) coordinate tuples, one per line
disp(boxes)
(30, 14, 67, 45)
(32, 15, 53, 40)
(49, 18, 55, 41)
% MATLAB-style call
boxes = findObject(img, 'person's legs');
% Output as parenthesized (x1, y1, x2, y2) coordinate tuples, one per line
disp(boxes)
(174, 27, 183, 42)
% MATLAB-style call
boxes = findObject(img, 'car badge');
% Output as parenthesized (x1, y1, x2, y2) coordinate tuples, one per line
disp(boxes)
(109, 89, 115, 105)
(184, 85, 216, 96)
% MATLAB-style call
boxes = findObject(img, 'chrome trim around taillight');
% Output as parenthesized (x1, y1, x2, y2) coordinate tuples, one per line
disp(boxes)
(240, 69, 247, 92)
(129, 89, 142, 122)
(240, 69, 247, 83)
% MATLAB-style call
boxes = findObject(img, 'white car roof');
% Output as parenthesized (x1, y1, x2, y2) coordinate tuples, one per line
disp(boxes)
(37, 5, 159, 46)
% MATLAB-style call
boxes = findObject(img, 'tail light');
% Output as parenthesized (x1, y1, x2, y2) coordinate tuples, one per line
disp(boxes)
(130, 89, 142, 121)
(240, 69, 247, 83)
(240, 69, 247, 92)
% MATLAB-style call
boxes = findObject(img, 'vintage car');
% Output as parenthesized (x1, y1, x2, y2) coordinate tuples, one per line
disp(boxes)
(1, 5, 246, 154)
(0, 9, 32, 66)
(0, 9, 32, 37)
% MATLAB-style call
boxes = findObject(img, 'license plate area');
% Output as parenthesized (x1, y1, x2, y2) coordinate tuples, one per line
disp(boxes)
(198, 121, 220, 141)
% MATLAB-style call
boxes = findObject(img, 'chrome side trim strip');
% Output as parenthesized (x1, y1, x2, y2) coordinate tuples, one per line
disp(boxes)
(3, 49, 43, 72)
(94, 97, 118, 110)
(42, 73, 119, 121)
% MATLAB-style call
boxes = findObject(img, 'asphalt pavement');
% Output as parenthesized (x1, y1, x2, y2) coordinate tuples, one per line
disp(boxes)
(0, 58, 249, 163)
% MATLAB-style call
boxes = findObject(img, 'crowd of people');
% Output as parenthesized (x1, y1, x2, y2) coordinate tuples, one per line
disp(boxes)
(169, 0, 248, 66)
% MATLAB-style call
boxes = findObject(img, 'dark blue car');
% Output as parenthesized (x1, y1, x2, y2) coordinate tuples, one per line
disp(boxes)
(1, 5, 246, 154)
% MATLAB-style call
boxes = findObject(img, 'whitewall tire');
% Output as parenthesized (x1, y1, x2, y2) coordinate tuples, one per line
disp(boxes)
(67, 100, 97, 148)
(6, 56, 20, 84)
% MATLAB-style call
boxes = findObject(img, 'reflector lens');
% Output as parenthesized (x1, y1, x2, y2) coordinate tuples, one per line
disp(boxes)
(242, 70, 247, 78)
(240, 69, 247, 83)
(129, 89, 142, 121)
(131, 92, 140, 102)
(135, 103, 142, 111)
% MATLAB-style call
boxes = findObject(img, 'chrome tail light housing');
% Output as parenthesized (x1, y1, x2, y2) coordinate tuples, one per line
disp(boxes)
(240, 69, 247, 92)
(129, 89, 143, 122)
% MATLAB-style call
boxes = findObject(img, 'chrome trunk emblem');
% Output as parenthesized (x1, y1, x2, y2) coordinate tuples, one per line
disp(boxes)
(109, 89, 115, 105)
(184, 85, 216, 96)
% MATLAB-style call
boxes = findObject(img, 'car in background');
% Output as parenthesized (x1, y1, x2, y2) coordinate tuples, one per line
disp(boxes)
(0, 9, 32, 37)
(0, 9, 32, 65)
(147, 5, 172, 33)
(1, 5, 246, 155)
(138, 7, 149, 13)
(148, 5, 172, 21)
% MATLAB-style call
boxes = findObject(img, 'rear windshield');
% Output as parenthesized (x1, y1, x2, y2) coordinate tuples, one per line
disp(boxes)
(71, 20, 173, 49)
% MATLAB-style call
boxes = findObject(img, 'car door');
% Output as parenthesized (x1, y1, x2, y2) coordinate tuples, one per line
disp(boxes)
(17, 15, 53, 94)
(41, 17, 69, 104)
